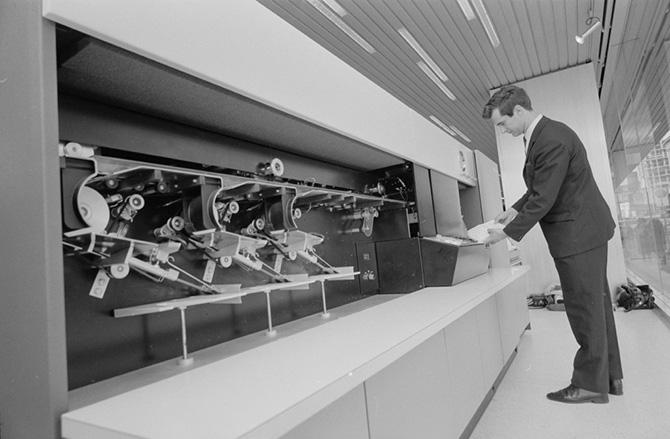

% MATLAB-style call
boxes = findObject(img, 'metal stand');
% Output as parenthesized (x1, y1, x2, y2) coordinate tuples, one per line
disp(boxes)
(319, 280, 330, 319)
(177, 307, 194, 366)
(265, 291, 277, 336)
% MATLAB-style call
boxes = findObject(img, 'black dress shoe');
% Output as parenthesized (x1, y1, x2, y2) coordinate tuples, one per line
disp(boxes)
(546, 384, 609, 404)
(609, 379, 623, 396)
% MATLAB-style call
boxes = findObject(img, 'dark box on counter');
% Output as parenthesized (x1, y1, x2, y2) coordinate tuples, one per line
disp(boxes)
(375, 236, 489, 294)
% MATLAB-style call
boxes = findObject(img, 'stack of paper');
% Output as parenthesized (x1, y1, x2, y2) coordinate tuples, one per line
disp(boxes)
(467, 220, 504, 243)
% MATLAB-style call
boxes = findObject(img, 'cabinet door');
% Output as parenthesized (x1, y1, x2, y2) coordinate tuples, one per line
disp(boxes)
(442, 311, 487, 436)
(365, 333, 455, 439)
(281, 385, 369, 439)
(496, 278, 530, 361)
(476, 296, 504, 388)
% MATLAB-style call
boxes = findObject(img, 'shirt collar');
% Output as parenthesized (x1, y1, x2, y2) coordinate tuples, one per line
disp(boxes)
(524, 114, 543, 144)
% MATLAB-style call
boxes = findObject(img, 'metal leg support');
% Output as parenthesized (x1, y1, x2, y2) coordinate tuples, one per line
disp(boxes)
(320, 280, 330, 319)
(177, 307, 194, 366)
(265, 291, 277, 337)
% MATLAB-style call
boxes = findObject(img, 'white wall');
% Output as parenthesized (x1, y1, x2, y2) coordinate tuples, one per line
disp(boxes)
(42, 0, 476, 184)
(496, 63, 627, 295)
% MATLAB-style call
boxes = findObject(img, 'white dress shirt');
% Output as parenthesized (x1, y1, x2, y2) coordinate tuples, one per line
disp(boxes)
(524, 113, 543, 153)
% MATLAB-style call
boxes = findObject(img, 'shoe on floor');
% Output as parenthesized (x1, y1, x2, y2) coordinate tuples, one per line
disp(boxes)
(546, 384, 609, 404)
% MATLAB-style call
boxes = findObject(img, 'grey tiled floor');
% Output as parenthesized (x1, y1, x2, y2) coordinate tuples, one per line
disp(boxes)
(471, 308, 670, 439)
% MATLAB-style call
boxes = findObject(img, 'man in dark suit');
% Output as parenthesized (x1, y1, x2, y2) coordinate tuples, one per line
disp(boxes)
(482, 85, 623, 404)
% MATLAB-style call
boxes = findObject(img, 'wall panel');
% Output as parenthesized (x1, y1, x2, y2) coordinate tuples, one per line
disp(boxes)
(496, 63, 627, 295)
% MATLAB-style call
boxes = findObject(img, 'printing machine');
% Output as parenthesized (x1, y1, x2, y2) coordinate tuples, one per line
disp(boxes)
(56, 29, 490, 389)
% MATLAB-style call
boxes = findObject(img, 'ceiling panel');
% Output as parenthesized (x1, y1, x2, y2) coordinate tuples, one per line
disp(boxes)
(258, 0, 613, 163)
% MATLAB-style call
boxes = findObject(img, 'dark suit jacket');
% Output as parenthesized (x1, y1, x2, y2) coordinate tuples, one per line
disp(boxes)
(503, 116, 615, 258)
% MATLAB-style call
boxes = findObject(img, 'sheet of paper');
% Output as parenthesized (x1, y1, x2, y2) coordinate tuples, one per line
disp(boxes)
(467, 220, 504, 243)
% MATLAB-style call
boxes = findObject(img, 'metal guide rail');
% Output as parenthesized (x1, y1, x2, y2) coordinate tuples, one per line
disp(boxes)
(60, 142, 404, 365)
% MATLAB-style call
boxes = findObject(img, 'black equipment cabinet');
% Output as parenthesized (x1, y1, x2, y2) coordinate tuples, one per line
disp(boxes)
(355, 241, 380, 294)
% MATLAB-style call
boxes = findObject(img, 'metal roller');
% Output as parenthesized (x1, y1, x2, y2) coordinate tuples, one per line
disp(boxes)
(154, 216, 185, 239)
(76, 186, 110, 232)
(257, 158, 285, 177)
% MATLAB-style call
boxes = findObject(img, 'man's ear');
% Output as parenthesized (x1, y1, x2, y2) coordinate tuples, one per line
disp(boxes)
(513, 104, 524, 116)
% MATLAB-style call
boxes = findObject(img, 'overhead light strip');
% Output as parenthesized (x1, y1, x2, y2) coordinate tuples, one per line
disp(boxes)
(417, 61, 456, 100)
(321, 0, 347, 17)
(470, 0, 500, 48)
(398, 27, 448, 82)
(450, 125, 472, 143)
(456, 0, 476, 20)
(429, 115, 456, 136)
(306, 0, 376, 53)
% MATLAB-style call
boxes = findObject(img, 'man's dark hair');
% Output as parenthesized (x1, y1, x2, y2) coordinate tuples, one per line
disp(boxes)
(482, 85, 533, 119)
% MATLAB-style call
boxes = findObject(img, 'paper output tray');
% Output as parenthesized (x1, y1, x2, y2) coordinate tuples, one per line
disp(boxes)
(376, 237, 489, 293)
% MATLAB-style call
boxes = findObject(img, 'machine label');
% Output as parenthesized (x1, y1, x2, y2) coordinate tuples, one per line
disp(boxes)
(203, 259, 216, 283)
(89, 269, 110, 299)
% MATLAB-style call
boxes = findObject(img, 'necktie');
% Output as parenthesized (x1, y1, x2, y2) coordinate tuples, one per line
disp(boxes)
(523, 136, 527, 153)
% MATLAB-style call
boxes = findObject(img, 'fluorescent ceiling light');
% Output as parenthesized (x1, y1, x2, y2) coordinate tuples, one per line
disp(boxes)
(417, 61, 456, 100)
(306, 0, 375, 53)
(450, 125, 472, 143)
(321, 0, 347, 17)
(429, 115, 456, 136)
(398, 27, 448, 82)
(471, 0, 500, 48)
(456, 0, 476, 20)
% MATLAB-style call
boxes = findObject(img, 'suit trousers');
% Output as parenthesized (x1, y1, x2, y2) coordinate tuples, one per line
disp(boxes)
(553, 243, 623, 393)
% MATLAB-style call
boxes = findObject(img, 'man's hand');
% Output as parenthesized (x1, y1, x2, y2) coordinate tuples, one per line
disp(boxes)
(482, 228, 508, 246)
(494, 208, 518, 226)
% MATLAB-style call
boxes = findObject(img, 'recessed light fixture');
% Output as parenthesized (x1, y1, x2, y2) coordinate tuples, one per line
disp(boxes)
(398, 27, 448, 81)
(306, 0, 376, 53)
(456, 0, 476, 20)
(418, 61, 456, 100)
(429, 115, 456, 136)
(450, 125, 472, 143)
(470, 0, 500, 48)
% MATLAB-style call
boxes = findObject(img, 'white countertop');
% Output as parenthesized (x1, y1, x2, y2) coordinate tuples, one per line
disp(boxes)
(62, 266, 528, 439)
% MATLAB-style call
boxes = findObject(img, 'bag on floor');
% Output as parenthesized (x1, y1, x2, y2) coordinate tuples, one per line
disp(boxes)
(527, 293, 553, 308)
(615, 282, 655, 311)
